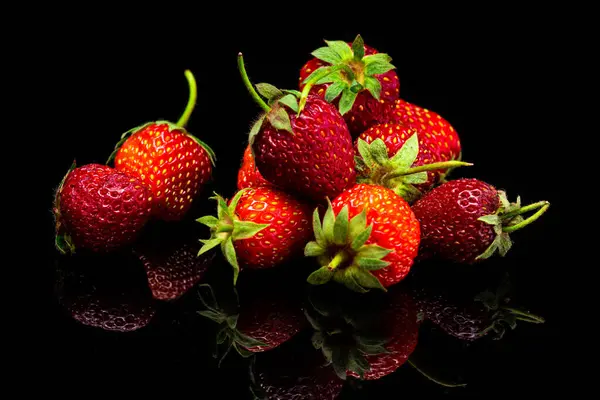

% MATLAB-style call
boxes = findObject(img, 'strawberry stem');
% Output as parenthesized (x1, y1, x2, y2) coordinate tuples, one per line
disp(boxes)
(407, 358, 467, 388)
(328, 250, 349, 271)
(383, 161, 473, 182)
(298, 65, 346, 113)
(237, 53, 270, 113)
(502, 202, 550, 233)
(176, 70, 198, 128)
(501, 201, 549, 220)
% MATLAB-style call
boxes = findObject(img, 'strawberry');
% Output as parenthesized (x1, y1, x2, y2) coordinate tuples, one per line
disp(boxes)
(197, 282, 305, 358)
(55, 252, 156, 332)
(108, 70, 216, 221)
(386, 98, 462, 162)
(305, 285, 419, 381)
(304, 183, 420, 292)
(53, 162, 152, 254)
(237, 144, 271, 190)
(197, 186, 312, 283)
(251, 340, 343, 400)
(238, 53, 356, 202)
(299, 34, 399, 137)
(411, 178, 550, 263)
(135, 237, 214, 301)
(355, 124, 471, 202)
(412, 274, 545, 341)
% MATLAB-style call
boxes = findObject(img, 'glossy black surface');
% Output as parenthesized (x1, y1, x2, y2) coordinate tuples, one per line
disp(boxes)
(38, 16, 569, 398)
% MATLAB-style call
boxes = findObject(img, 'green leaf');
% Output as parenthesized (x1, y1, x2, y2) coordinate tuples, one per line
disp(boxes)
(357, 139, 375, 168)
(211, 193, 231, 220)
(339, 89, 358, 115)
(234, 343, 255, 358)
(232, 220, 269, 241)
(282, 89, 302, 97)
(196, 215, 218, 228)
(475, 238, 499, 261)
(325, 40, 353, 60)
(302, 66, 330, 85)
(312, 332, 325, 349)
(277, 94, 299, 113)
(307, 266, 334, 285)
(356, 244, 392, 259)
(478, 214, 501, 225)
(198, 310, 223, 323)
(496, 232, 513, 256)
(498, 190, 511, 210)
(267, 107, 293, 134)
(226, 315, 238, 329)
(316, 73, 337, 85)
(390, 133, 419, 169)
(333, 205, 349, 245)
(312, 208, 326, 247)
(234, 331, 268, 349)
(255, 83, 283, 101)
(351, 225, 372, 251)
(322, 199, 335, 243)
(199, 238, 223, 255)
(332, 346, 349, 380)
(324, 81, 346, 103)
(348, 209, 367, 242)
(358, 343, 389, 355)
(349, 80, 363, 93)
(363, 53, 392, 65)
(365, 60, 395, 76)
(222, 237, 240, 284)
(352, 34, 365, 60)
(364, 76, 382, 100)
(55, 233, 75, 255)
(228, 188, 248, 214)
(403, 171, 428, 184)
(248, 114, 265, 146)
(305, 241, 326, 257)
(311, 46, 342, 65)
(351, 267, 386, 291)
(369, 139, 390, 165)
(216, 328, 228, 344)
(355, 257, 389, 271)
(335, 269, 368, 294)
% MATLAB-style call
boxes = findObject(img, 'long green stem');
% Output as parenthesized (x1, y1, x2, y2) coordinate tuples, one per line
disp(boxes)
(237, 53, 270, 113)
(502, 203, 550, 233)
(384, 161, 473, 182)
(502, 307, 546, 323)
(298, 65, 346, 113)
(407, 358, 467, 388)
(176, 70, 198, 127)
(501, 201, 549, 220)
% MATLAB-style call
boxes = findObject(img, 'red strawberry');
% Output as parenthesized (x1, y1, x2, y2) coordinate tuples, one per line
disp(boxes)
(387, 98, 461, 162)
(237, 144, 271, 190)
(109, 70, 216, 221)
(197, 186, 312, 283)
(53, 162, 152, 254)
(306, 285, 419, 381)
(299, 34, 399, 137)
(55, 252, 156, 332)
(238, 53, 356, 202)
(305, 183, 420, 292)
(197, 282, 305, 357)
(251, 341, 343, 400)
(411, 178, 550, 263)
(355, 123, 471, 202)
(136, 239, 214, 301)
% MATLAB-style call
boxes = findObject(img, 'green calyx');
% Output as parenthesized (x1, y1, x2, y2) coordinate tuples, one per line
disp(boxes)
(53, 161, 77, 255)
(355, 134, 472, 203)
(474, 278, 545, 340)
(197, 284, 267, 363)
(106, 70, 216, 167)
(476, 192, 550, 261)
(299, 34, 395, 115)
(197, 189, 269, 285)
(305, 200, 392, 293)
(304, 297, 390, 380)
(238, 53, 301, 148)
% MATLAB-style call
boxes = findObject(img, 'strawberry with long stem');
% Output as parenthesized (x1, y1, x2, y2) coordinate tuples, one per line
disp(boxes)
(238, 53, 356, 203)
(109, 70, 216, 221)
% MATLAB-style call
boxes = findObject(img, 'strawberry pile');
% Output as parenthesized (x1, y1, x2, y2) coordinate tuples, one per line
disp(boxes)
(52, 34, 551, 395)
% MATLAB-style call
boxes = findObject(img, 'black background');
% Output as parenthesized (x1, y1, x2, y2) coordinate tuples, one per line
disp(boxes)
(32, 10, 574, 398)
